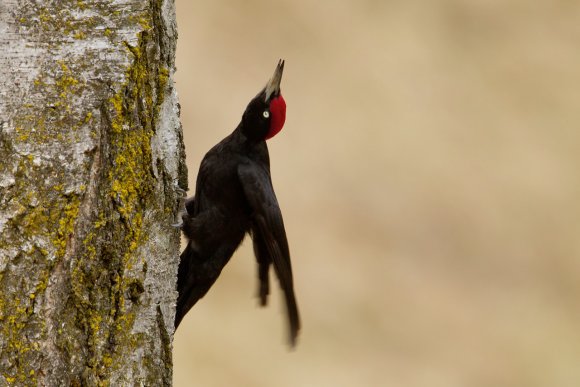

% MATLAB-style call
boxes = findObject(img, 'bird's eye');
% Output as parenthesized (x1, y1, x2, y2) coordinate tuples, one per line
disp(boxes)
(263, 110, 270, 119)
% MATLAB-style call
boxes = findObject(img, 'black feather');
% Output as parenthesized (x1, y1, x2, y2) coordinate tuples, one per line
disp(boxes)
(175, 61, 300, 346)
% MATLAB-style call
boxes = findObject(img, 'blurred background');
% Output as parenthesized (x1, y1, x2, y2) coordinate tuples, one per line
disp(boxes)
(172, 1, 580, 386)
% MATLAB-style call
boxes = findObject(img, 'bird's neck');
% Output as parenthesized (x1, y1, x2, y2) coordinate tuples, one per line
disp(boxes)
(230, 125, 270, 165)
(235, 122, 264, 145)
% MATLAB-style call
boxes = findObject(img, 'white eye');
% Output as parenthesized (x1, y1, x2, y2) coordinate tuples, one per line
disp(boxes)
(263, 110, 270, 118)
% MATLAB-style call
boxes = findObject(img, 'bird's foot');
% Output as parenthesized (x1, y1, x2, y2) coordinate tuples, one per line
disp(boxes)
(172, 183, 188, 228)
(175, 184, 187, 198)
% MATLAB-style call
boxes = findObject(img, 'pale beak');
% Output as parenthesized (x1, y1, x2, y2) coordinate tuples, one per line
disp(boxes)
(265, 59, 284, 102)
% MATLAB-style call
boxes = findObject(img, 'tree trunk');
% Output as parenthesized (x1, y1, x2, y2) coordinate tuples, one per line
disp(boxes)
(0, 0, 185, 385)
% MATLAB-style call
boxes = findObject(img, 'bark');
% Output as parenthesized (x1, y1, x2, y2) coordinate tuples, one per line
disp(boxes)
(0, 0, 186, 385)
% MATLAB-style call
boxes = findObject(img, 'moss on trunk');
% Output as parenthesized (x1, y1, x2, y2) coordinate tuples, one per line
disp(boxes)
(0, 0, 184, 385)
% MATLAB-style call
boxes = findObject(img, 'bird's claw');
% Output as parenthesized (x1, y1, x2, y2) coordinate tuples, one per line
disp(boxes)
(173, 182, 188, 228)
(175, 185, 187, 198)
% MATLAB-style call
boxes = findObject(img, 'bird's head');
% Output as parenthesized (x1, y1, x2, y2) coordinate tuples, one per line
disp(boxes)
(241, 60, 286, 141)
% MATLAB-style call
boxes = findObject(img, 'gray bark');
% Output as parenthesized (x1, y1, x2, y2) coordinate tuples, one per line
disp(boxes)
(0, 0, 186, 385)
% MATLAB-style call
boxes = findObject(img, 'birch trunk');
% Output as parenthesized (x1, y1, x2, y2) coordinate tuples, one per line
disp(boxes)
(0, 0, 186, 385)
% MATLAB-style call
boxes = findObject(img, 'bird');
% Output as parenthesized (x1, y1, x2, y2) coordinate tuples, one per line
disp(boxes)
(175, 60, 300, 347)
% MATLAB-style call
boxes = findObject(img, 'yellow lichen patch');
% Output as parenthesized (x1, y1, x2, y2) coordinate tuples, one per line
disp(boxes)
(154, 66, 169, 119)
(93, 213, 107, 229)
(64, 21, 163, 376)
(54, 199, 80, 258)
(0, 148, 78, 380)
(2, 0, 179, 383)
(0, 294, 38, 384)
(54, 61, 82, 112)
(102, 355, 113, 368)
(83, 111, 93, 124)
(15, 58, 89, 146)
(34, 270, 49, 294)
(15, 126, 30, 142)
(109, 93, 124, 133)
(38, 10, 52, 25)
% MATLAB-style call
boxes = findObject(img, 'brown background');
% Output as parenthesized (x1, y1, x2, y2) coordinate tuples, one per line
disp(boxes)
(172, 1, 580, 386)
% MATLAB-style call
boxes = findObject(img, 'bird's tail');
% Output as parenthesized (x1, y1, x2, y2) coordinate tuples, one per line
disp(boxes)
(175, 243, 197, 328)
(284, 288, 301, 347)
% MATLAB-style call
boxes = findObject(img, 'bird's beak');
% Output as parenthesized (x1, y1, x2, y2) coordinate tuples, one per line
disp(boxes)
(265, 59, 284, 102)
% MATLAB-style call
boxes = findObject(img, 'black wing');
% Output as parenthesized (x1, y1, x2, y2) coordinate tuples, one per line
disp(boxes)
(238, 163, 301, 346)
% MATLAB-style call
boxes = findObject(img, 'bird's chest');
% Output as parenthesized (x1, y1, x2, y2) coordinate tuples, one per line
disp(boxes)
(197, 156, 249, 214)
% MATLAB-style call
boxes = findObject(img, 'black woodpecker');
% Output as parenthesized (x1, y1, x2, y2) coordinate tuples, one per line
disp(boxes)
(175, 60, 300, 347)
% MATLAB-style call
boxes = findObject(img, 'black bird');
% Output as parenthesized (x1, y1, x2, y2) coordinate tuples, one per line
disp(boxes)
(175, 60, 300, 346)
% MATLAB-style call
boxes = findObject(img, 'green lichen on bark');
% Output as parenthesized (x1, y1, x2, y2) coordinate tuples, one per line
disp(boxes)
(0, 57, 87, 387)
(67, 30, 162, 383)
(0, 0, 180, 385)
